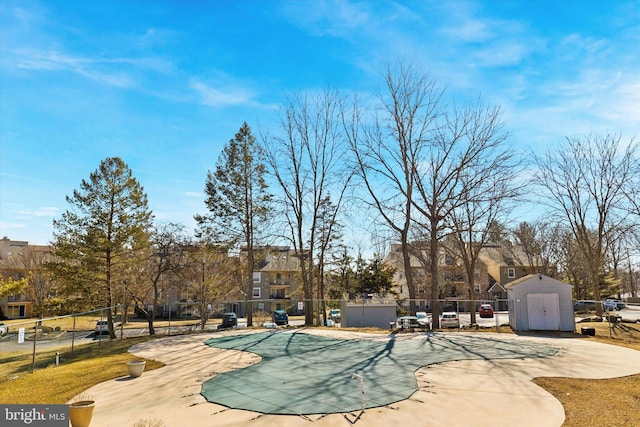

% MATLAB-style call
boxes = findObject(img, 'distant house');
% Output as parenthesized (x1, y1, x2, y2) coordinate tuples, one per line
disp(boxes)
(477, 243, 533, 284)
(243, 246, 305, 315)
(506, 274, 575, 332)
(477, 243, 537, 310)
(383, 242, 491, 312)
(382, 243, 435, 312)
(0, 237, 52, 319)
(383, 242, 535, 312)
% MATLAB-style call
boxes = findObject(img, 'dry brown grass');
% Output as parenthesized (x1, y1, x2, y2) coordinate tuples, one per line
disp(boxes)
(533, 321, 640, 427)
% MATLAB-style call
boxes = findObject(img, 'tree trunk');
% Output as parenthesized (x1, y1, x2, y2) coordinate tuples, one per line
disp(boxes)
(468, 270, 477, 325)
(400, 238, 416, 314)
(430, 221, 441, 329)
(246, 249, 254, 327)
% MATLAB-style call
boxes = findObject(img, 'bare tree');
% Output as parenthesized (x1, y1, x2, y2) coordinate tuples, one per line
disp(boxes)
(126, 223, 190, 335)
(411, 99, 513, 328)
(262, 89, 351, 326)
(345, 61, 442, 317)
(604, 226, 637, 299)
(314, 195, 345, 325)
(512, 220, 563, 277)
(445, 132, 523, 324)
(535, 133, 638, 315)
(621, 145, 640, 252)
(162, 243, 238, 331)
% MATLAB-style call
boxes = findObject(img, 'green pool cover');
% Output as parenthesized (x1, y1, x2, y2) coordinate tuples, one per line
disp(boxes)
(201, 331, 557, 415)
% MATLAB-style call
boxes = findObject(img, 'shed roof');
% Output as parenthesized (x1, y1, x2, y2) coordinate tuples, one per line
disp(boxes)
(504, 273, 573, 288)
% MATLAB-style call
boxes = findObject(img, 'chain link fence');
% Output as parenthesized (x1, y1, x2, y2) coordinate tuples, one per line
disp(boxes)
(0, 297, 505, 349)
(5, 297, 635, 374)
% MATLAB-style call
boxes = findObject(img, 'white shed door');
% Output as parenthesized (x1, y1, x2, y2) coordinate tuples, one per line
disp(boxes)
(527, 293, 560, 330)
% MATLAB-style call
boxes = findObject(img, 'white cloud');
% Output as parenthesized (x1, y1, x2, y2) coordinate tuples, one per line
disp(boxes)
(559, 33, 608, 56)
(188, 79, 278, 110)
(442, 17, 493, 43)
(436, 1, 526, 44)
(473, 41, 528, 68)
(189, 80, 253, 107)
(7, 45, 174, 88)
(17, 207, 58, 217)
(281, 0, 371, 38)
(10, 48, 136, 88)
(34, 207, 59, 217)
(537, 69, 640, 130)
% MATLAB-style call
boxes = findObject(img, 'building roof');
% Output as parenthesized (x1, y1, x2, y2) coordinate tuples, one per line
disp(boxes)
(249, 246, 306, 272)
(487, 281, 506, 293)
(476, 243, 531, 279)
(504, 273, 573, 288)
(383, 243, 451, 269)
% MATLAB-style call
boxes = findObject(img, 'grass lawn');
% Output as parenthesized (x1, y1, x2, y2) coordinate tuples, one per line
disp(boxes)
(1, 321, 639, 426)
(0, 336, 164, 404)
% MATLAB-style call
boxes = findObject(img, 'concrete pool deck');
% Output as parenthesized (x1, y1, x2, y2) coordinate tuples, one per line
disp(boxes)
(79, 329, 640, 427)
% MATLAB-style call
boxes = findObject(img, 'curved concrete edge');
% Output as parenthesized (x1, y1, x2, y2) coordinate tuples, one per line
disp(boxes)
(78, 331, 640, 427)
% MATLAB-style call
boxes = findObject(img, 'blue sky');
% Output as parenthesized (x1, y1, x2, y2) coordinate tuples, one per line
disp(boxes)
(1, 0, 639, 247)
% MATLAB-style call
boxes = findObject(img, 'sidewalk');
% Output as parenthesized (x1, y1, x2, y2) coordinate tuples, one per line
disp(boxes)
(81, 330, 640, 427)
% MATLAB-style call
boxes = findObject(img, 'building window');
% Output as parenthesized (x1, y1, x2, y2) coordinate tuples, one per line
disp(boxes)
(8, 304, 26, 317)
(271, 288, 285, 299)
(253, 272, 261, 283)
(474, 284, 481, 293)
(507, 268, 516, 278)
(253, 287, 261, 298)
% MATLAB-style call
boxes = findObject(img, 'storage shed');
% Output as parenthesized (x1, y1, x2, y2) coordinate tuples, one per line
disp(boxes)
(340, 297, 397, 329)
(506, 274, 575, 332)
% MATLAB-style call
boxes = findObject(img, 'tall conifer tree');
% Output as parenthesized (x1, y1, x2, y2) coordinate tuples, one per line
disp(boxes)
(53, 157, 153, 338)
(196, 122, 271, 326)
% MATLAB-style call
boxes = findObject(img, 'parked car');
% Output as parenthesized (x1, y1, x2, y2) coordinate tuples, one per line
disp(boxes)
(0, 322, 8, 336)
(573, 300, 598, 312)
(218, 312, 238, 329)
(329, 309, 341, 322)
(273, 310, 289, 326)
(94, 320, 112, 335)
(440, 312, 460, 328)
(604, 299, 625, 310)
(416, 311, 431, 327)
(479, 304, 494, 318)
